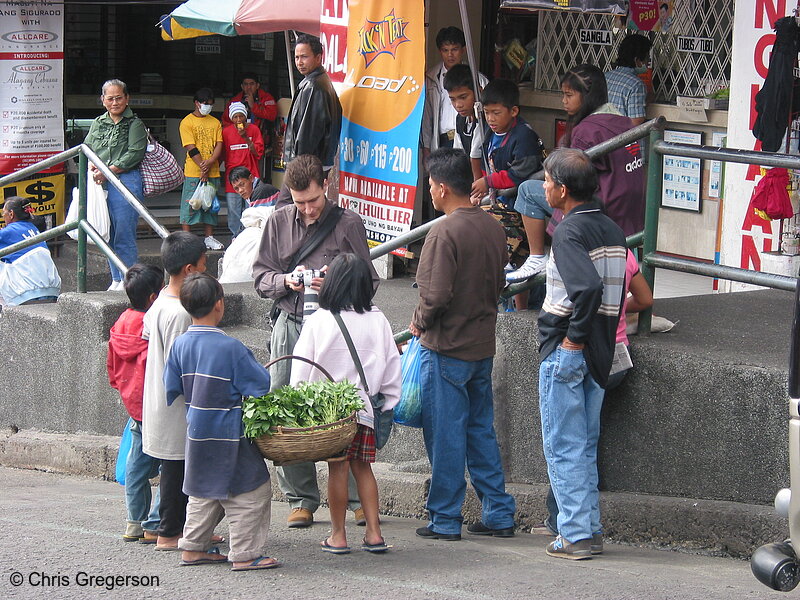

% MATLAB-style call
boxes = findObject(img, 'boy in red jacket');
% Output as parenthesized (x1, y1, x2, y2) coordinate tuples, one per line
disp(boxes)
(107, 263, 165, 542)
(222, 101, 264, 238)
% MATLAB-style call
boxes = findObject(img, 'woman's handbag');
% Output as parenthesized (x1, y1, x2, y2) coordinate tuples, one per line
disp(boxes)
(140, 131, 184, 198)
(333, 313, 394, 450)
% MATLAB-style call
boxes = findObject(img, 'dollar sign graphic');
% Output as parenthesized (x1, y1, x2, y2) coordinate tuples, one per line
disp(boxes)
(25, 180, 55, 204)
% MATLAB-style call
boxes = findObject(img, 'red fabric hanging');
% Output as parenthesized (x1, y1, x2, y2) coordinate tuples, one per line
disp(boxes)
(749, 167, 795, 221)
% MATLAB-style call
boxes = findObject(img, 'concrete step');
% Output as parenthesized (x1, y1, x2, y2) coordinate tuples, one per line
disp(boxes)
(0, 428, 785, 559)
(53, 237, 227, 292)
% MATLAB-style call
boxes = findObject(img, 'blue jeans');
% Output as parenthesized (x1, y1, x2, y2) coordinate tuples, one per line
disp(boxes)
(226, 192, 246, 237)
(125, 420, 160, 532)
(420, 346, 516, 534)
(539, 346, 604, 543)
(514, 179, 552, 220)
(106, 169, 142, 282)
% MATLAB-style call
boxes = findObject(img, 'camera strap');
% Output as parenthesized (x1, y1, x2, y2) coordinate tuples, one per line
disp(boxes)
(270, 205, 345, 324)
(289, 205, 345, 272)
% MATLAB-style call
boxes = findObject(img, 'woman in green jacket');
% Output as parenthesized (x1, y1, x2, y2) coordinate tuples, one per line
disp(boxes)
(83, 79, 147, 291)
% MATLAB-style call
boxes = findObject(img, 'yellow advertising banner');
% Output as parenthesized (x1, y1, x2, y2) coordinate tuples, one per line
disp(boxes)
(0, 174, 66, 228)
(337, 0, 425, 254)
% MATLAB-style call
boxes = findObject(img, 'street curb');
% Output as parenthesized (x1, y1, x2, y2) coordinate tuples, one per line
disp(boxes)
(0, 428, 786, 558)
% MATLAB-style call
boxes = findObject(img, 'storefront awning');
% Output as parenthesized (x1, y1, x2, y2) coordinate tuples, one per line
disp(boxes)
(160, 0, 320, 40)
(499, 0, 627, 15)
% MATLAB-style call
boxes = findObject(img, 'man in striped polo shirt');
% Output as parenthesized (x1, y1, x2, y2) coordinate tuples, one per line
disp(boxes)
(537, 148, 627, 560)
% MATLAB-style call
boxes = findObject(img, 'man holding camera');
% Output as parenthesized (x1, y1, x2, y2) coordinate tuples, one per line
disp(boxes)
(253, 154, 378, 528)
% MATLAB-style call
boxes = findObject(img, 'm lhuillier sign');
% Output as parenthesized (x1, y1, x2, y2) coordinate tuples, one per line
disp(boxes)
(0, 1, 64, 174)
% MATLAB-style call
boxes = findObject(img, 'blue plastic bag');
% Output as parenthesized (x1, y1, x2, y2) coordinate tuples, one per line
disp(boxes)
(209, 195, 220, 214)
(115, 418, 133, 485)
(394, 336, 423, 428)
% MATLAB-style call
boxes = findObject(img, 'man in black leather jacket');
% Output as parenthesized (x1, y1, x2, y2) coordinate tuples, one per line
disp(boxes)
(284, 35, 342, 177)
(275, 34, 342, 209)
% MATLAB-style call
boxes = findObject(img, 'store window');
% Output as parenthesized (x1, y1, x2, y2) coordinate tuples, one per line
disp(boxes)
(533, 0, 732, 103)
(64, 3, 290, 99)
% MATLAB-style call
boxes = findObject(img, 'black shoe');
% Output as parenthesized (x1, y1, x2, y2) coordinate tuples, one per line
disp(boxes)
(466, 522, 515, 538)
(415, 526, 461, 541)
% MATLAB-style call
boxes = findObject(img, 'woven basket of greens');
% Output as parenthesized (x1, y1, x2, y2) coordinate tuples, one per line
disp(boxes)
(243, 355, 364, 465)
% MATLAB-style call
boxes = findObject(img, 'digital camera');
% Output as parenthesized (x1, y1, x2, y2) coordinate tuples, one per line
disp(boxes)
(289, 269, 324, 286)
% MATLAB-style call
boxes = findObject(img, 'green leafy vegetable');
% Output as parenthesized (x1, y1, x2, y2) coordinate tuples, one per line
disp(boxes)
(243, 380, 364, 438)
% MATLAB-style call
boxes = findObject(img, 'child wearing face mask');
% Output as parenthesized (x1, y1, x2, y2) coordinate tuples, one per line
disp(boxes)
(179, 87, 225, 251)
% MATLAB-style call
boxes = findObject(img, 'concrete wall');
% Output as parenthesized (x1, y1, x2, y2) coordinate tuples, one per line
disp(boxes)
(0, 286, 791, 507)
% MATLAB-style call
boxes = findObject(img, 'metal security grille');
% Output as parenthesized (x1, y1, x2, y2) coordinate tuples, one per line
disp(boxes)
(534, 0, 733, 103)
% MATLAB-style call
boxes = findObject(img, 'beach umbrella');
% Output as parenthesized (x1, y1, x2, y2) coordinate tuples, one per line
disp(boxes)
(159, 0, 321, 41)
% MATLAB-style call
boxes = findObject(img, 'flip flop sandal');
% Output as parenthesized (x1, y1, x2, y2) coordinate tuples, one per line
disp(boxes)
(361, 537, 389, 553)
(230, 556, 281, 571)
(180, 547, 227, 567)
(321, 538, 351, 554)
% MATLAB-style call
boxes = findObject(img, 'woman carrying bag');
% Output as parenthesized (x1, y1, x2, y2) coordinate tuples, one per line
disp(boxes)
(83, 78, 147, 291)
(291, 253, 401, 555)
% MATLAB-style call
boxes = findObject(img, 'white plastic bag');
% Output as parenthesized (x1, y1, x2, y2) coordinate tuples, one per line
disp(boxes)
(67, 179, 110, 244)
(240, 206, 274, 228)
(188, 181, 216, 211)
(218, 207, 273, 284)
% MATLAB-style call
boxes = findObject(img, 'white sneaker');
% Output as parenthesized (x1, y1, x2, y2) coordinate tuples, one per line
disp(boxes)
(107, 280, 123, 292)
(506, 254, 547, 283)
(204, 235, 224, 250)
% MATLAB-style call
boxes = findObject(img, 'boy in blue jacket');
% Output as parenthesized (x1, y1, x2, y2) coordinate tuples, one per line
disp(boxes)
(164, 273, 280, 572)
(470, 78, 545, 308)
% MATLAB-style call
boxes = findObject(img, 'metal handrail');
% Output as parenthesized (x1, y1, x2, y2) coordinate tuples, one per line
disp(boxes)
(382, 118, 666, 344)
(0, 144, 169, 293)
(372, 117, 666, 266)
(635, 130, 800, 334)
(384, 115, 800, 345)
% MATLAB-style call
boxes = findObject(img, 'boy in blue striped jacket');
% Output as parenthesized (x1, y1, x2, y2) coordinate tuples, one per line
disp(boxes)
(164, 273, 280, 572)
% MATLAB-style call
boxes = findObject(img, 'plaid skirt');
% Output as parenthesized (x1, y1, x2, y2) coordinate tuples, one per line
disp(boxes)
(346, 424, 376, 463)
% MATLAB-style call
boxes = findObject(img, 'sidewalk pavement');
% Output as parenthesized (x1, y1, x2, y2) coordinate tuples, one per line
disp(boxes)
(0, 466, 775, 600)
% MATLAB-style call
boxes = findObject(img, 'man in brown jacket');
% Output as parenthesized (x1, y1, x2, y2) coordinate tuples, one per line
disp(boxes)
(410, 148, 516, 541)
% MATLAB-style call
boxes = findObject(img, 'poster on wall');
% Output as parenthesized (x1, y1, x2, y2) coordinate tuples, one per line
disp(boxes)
(661, 130, 702, 212)
(337, 0, 424, 255)
(0, 173, 65, 227)
(708, 131, 725, 199)
(625, 0, 673, 32)
(0, 2, 64, 175)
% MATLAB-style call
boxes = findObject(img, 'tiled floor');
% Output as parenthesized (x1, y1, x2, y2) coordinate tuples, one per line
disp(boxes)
(652, 268, 715, 299)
